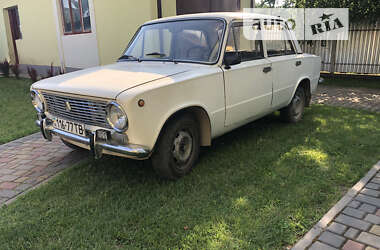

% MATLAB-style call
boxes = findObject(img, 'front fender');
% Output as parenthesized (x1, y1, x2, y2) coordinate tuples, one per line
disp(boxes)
(116, 67, 224, 150)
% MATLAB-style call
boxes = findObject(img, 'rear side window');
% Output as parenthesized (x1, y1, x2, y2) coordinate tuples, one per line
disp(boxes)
(225, 21, 264, 62)
(263, 21, 296, 57)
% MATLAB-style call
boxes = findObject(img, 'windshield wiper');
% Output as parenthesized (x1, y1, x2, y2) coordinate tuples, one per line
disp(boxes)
(145, 52, 167, 57)
(119, 54, 141, 62)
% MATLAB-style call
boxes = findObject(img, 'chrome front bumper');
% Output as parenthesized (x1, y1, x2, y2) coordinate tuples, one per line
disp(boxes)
(36, 119, 150, 160)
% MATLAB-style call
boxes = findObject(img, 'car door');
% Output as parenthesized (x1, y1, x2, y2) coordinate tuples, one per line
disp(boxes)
(263, 20, 300, 108)
(223, 20, 273, 126)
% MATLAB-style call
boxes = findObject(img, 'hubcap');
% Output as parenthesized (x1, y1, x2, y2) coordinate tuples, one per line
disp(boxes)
(172, 131, 193, 164)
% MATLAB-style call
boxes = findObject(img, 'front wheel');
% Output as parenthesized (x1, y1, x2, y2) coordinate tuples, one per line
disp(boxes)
(151, 114, 200, 180)
(281, 86, 306, 123)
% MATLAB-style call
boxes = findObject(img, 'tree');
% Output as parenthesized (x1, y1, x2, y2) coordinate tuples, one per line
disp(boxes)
(281, 0, 379, 23)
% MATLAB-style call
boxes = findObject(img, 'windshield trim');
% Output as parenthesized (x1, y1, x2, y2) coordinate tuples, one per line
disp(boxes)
(119, 18, 227, 66)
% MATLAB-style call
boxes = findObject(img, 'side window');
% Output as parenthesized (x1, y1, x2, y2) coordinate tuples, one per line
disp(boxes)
(263, 21, 296, 57)
(225, 21, 264, 62)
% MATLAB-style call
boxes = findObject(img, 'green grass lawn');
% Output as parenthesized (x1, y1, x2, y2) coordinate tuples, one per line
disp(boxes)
(321, 76, 380, 89)
(1, 105, 379, 249)
(0, 77, 38, 144)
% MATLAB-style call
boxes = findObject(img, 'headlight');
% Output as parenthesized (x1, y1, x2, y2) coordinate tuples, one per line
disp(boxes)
(106, 102, 128, 132)
(31, 90, 44, 113)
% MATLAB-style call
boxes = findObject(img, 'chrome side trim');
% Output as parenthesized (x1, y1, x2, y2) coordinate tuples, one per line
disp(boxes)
(36, 119, 150, 160)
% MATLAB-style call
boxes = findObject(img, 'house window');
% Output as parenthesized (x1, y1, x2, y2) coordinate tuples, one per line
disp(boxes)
(61, 0, 91, 35)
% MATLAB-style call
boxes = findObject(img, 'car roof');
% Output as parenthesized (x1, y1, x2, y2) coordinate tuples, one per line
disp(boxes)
(144, 12, 285, 25)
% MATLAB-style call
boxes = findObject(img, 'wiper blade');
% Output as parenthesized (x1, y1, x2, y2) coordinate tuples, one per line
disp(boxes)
(119, 54, 141, 62)
(145, 52, 167, 57)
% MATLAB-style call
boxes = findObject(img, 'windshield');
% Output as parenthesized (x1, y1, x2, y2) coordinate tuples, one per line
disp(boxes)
(121, 19, 225, 64)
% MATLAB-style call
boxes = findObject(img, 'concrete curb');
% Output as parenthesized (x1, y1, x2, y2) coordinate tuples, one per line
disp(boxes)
(292, 161, 380, 250)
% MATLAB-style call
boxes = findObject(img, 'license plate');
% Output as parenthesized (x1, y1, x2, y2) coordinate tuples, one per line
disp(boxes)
(53, 117, 85, 137)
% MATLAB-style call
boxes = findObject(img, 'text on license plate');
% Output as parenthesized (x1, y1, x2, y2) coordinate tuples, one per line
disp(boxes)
(53, 118, 85, 137)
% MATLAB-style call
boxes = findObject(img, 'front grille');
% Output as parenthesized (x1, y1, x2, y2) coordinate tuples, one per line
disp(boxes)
(42, 92, 111, 128)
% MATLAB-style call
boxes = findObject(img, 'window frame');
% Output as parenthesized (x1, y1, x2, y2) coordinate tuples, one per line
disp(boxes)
(225, 20, 265, 63)
(60, 0, 92, 35)
(263, 20, 297, 57)
(120, 18, 227, 65)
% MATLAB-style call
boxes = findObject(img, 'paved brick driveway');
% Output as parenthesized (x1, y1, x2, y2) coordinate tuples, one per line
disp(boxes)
(293, 162, 380, 250)
(312, 85, 380, 113)
(0, 133, 85, 206)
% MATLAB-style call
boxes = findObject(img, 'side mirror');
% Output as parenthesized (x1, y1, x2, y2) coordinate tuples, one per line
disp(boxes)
(224, 52, 241, 69)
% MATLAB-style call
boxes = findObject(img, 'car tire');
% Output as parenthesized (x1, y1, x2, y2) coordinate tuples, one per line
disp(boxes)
(281, 86, 306, 123)
(151, 114, 200, 180)
(61, 139, 84, 151)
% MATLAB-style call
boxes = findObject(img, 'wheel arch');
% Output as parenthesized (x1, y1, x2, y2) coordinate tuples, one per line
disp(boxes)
(153, 105, 212, 150)
(294, 77, 312, 107)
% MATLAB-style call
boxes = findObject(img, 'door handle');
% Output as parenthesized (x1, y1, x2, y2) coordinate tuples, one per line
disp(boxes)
(296, 61, 302, 66)
(263, 66, 272, 73)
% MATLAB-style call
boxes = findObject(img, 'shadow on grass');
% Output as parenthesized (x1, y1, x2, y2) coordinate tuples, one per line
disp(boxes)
(1, 105, 380, 249)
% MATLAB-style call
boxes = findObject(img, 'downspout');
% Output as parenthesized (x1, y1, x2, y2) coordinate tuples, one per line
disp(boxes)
(157, 0, 162, 18)
(52, 0, 66, 73)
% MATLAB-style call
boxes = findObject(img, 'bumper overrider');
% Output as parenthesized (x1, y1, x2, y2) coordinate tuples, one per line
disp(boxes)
(36, 118, 151, 160)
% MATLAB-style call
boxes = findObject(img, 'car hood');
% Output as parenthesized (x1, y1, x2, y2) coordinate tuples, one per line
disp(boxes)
(32, 62, 196, 99)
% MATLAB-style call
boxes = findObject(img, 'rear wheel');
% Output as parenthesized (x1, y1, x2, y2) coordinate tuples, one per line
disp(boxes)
(281, 86, 306, 123)
(151, 114, 200, 180)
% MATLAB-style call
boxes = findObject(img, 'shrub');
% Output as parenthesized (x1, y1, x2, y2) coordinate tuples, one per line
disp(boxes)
(27, 66, 38, 83)
(0, 59, 10, 77)
(11, 64, 20, 79)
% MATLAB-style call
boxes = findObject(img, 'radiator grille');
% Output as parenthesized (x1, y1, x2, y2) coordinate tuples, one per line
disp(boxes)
(42, 92, 111, 128)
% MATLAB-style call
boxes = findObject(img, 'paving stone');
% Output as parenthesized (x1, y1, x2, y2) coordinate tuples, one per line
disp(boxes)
(335, 214, 371, 231)
(12, 170, 28, 176)
(15, 165, 35, 171)
(0, 182, 18, 189)
(342, 240, 365, 250)
(361, 188, 380, 198)
(369, 225, 380, 236)
(0, 169, 15, 175)
(14, 183, 33, 192)
(365, 247, 377, 250)
(364, 214, 380, 225)
(344, 228, 360, 239)
(0, 175, 18, 182)
(327, 222, 347, 235)
(15, 176, 29, 183)
(371, 178, 380, 185)
(309, 241, 339, 250)
(0, 189, 20, 198)
(342, 207, 366, 219)
(318, 231, 346, 248)
(355, 194, 380, 207)
(357, 232, 380, 248)
(358, 203, 377, 213)
(348, 200, 361, 209)
(365, 183, 380, 190)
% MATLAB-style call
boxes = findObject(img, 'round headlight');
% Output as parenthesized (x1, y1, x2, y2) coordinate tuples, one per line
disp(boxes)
(106, 102, 128, 132)
(31, 90, 44, 113)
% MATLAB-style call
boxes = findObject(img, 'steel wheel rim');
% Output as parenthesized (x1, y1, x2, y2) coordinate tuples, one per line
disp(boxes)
(172, 130, 193, 164)
(292, 91, 303, 117)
